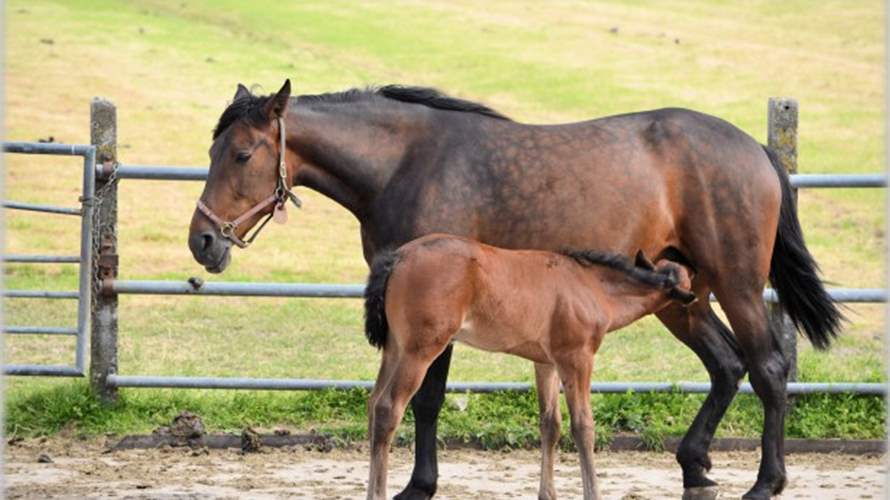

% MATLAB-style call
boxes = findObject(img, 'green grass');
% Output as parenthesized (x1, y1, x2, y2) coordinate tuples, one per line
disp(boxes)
(5, 0, 885, 442)
(7, 382, 884, 450)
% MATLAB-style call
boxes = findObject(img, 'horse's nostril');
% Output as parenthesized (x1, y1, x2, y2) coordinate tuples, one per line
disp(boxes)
(200, 232, 215, 252)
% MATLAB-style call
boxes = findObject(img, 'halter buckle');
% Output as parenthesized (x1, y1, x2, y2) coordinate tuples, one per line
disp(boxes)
(220, 222, 236, 238)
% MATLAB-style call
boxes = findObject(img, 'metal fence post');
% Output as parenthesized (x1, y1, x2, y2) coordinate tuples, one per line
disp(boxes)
(90, 98, 119, 403)
(767, 97, 799, 382)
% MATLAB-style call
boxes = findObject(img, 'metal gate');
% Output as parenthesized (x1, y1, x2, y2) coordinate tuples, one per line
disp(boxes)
(3, 142, 96, 377)
(2, 98, 887, 399)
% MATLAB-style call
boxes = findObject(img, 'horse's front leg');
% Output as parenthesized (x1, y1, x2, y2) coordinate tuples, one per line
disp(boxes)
(394, 345, 454, 500)
(534, 362, 561, 500)
(557, 352, 600, 500)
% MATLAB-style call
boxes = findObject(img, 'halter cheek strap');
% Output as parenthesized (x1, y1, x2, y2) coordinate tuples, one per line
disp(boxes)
(196, 116, 302, 249)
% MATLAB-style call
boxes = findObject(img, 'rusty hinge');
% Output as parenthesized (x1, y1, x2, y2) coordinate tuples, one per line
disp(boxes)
(97, 234, 118, 280)
(99, 159, 116, 178)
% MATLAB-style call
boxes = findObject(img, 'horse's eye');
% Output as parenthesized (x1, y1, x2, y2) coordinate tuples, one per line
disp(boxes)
(235, 151, 252, 163)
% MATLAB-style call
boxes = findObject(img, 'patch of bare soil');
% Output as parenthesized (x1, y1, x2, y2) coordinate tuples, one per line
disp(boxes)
(4, 437, 885, 499)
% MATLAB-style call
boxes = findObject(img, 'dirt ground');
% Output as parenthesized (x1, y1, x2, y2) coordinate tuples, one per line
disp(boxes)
(4, 437, 885, 499)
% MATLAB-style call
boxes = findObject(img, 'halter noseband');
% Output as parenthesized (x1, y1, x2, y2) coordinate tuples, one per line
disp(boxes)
(196, 117, 301, 249)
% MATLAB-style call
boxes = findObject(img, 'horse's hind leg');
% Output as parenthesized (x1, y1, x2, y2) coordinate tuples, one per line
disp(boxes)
(534, 363, 561, 500)
(394, 345, 454, 500)
(656, 301, 747, 499)
(367, 349, 444, 500)
(716, 288, 789, 499)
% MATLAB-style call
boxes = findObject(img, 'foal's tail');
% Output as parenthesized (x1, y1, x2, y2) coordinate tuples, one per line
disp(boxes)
(364, 250, 401, 349)
(764, 145, 844, 350)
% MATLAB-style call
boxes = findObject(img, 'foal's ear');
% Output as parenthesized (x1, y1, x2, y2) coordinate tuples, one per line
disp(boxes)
(634, 250, 656, 271)
(264, 79, 292, 119)
(233, 83, 251, 101)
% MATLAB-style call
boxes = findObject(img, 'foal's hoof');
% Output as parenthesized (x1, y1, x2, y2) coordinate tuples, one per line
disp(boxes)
(393, 485, 434, 500)
(682, 486, 719, 500)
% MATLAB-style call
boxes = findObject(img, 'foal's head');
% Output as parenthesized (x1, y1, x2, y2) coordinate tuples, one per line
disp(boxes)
(188, 80, 298, 273)
(640, 254, 696, 305)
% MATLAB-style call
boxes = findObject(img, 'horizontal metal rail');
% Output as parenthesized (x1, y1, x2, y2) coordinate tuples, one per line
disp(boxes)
(3, 201, 81, 216)
(107, 279, 886, 303)
(762, 287, 886, 303)
(3, 289, 80, 299)
(109, 279, 365, 298)
(4, 364, 83, 377)
(99, 164, 886, 190)
(109, 164, 209, 181)
(791, 174, 886, 188)
(106, 375, 886, 395)
(4, 326, 77, 335)
(3, 254, 80, 263)
(3, 141, 94, 156)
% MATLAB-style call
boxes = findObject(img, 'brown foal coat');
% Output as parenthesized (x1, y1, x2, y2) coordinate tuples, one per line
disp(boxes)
(365, 234, 694, 500)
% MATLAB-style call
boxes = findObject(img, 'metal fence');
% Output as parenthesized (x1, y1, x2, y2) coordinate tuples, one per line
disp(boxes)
(2, 142, 96, 377)
(3, 98, 887, 400)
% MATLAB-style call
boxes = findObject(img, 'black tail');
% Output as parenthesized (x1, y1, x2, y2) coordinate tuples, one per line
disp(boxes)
(764, 145, 844, 350)
(363, 250, 400, 349)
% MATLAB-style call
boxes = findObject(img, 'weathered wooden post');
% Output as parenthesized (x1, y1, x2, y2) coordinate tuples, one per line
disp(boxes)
(767, 97, 798, 382)
(90, 98, 119, 403)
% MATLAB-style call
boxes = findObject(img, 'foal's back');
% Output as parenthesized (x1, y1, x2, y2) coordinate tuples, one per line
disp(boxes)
(384, 234, 612, 364)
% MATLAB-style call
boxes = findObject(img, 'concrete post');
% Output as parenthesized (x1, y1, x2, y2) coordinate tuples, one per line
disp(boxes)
(90, 98, 119, 403)
(767, 97, 799, 382)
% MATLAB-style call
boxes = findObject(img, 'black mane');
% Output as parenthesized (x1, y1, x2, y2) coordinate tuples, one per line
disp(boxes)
(376, 85, 511, 121)
(562, 249, 676, 289)
(214, 84, 510, 137)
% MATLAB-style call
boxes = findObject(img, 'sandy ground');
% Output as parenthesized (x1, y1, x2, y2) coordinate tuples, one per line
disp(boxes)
(4, 437, 886, 499)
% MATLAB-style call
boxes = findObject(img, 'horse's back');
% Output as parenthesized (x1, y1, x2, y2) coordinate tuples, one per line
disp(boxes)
(425, 108, 779, 273)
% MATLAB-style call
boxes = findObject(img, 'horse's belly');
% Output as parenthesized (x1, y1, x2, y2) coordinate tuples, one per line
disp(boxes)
(453, 318, 551, 364)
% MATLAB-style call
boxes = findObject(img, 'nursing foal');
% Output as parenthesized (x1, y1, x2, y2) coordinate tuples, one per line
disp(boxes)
(363, 234, 696, 500)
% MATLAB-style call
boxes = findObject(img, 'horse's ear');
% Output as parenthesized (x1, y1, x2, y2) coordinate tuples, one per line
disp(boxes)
(234, 83, 250, 101)
(634, 250, 656, 271)
(264, 79, 292, 119)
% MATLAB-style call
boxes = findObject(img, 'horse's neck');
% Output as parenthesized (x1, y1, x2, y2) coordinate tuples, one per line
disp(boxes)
(289, 102, 424, 220)
(589, 273, 670, 332)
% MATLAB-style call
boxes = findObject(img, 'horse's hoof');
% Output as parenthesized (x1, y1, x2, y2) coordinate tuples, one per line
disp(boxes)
(393, 485, 434, 500)
(682, 486, 719, 500)
(741, 476, 786, 499)
(741, 488, 770, 500)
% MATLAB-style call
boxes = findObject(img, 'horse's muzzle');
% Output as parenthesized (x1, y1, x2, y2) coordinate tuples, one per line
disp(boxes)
(188, 228, 231, 273)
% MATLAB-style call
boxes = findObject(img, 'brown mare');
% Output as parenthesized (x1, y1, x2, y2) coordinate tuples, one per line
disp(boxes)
(188, 80, 842, 499)
(363, 234, 697, 499)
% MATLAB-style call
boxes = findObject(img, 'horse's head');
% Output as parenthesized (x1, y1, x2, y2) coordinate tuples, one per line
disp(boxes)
(635, 251, 697, 306)
(188, 80, 301, 273)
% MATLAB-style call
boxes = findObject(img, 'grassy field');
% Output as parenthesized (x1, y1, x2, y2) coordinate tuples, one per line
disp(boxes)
(4, 0, 885, 442)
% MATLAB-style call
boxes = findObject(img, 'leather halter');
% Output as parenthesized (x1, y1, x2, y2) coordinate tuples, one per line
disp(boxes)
(196, 117, 301, 248)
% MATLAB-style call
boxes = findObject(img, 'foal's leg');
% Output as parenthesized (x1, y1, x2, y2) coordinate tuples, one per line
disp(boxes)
(534, 363, 561, 500)
(716, 288, 789, 499)
(395, 345, 454, 500)
(656, 301, 747, 499)
(368, 351, 440, 500)
(556, 354, 599, 500)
